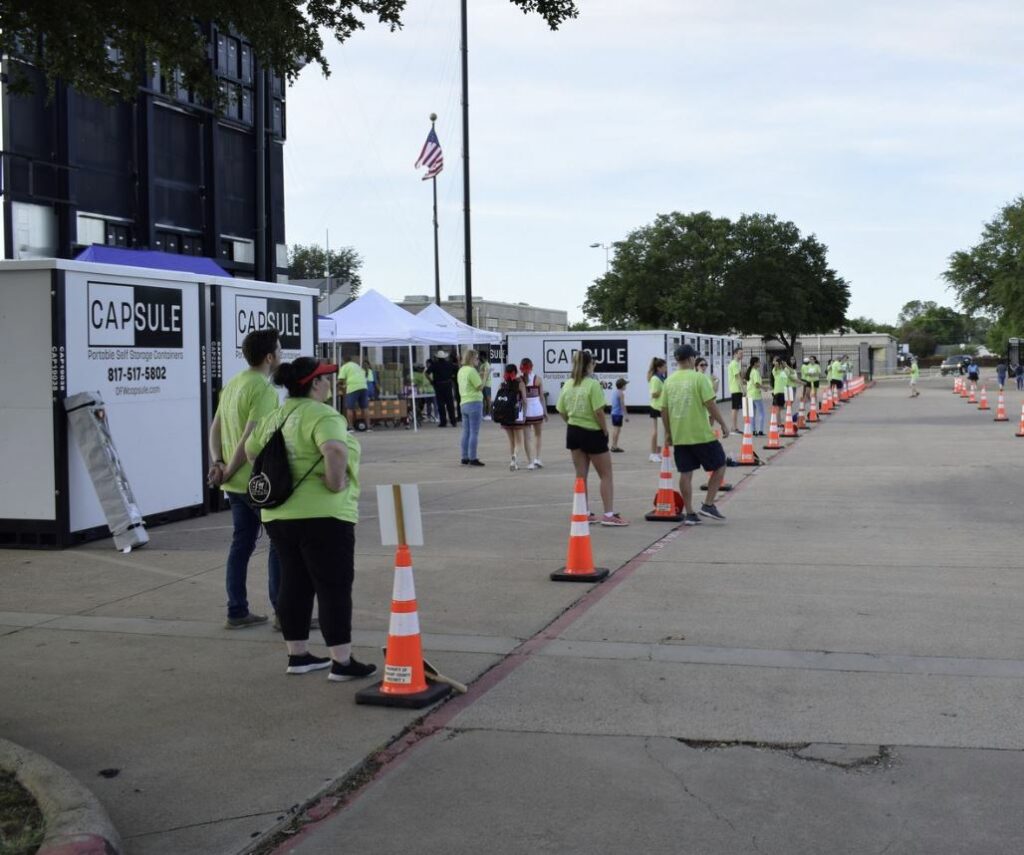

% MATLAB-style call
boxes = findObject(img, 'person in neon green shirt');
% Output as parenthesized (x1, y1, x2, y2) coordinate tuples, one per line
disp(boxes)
(909, 358, 920, 398)
(556, 350, 627, 526)
(803, 356, 821, 406)
(727, 348, 744, 431)
(647, 357, 668, 463)
(662, 344, 730, 524)
(457, 349, 485, 465)
(479, 357, 492, 420)
(771, 356, 788, 410)
(207, 328, 282, 630)
(245, 356, 376, 682)
(338, 354, 369, 432)
(828, 357, 844, 403)
(745, 356, 766, 435)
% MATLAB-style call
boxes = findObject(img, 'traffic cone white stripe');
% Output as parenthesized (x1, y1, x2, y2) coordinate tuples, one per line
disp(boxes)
(391, 566, 416, 602)
(572, 490, 587, 515)
(388, 611, 421, 637)
(570, 520, 590, 537)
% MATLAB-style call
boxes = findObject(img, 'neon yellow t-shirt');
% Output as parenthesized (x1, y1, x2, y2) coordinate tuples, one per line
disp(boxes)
(728, 359, 742, 394)
(662, 369, 715, 446)
(911, 363, 920, 380)
(746, 367, 762, 400)
(245, 398, 360, 523)
(457, 365, 483, 403)
(215, 370, 279, 493)
(772, 367, 788, 394)
(556, 377, 606, 431)
(338, 361, 367, 393)
(649, 375, 664, 412)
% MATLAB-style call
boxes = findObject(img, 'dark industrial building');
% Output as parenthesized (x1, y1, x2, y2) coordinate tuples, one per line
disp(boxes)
(0, 30, 288, 281)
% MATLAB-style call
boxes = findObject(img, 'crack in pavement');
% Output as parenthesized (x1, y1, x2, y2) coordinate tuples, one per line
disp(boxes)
(643, 736, 738, 833)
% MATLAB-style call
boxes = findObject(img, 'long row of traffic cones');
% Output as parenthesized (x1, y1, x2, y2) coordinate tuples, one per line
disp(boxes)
(953, 372, 1023, 433)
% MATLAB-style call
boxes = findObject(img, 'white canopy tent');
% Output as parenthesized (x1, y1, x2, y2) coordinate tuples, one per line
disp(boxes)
(321, 289, 461, 430)
(316, 316, 336, 341)
(414, 302, 502, 346)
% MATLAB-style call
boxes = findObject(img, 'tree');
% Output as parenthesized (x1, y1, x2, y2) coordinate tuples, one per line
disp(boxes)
(894, 300, 983, 352)
(722, 213, 850, 355)
(944, 195, 1024, 343)
(289, 244, 362, 294)
(0, 0, 580, 102)
(582, 211, 734, 331)
(846, 316, 897, 336)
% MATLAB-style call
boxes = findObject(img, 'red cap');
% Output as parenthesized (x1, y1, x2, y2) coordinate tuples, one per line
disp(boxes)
(297, 362, 338, 386)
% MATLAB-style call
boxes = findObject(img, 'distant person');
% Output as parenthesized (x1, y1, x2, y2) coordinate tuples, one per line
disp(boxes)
(610, 377, 627, 452)
(828, 357, 844, 402)
(967, 359, 980, 385)
(207, 329, 282, 630)
(449, 351, 463, 423)
(727, 348, 744, 431)
(362, 359, 377, 400)
(996, 360, 1007, 389)
(412, 364, 435, 423)
(556, 350, 627, 526)
(804, 356, 822, 406)
(1017, 362, 1024, 390)
(479, 353, 492, 420)
(520, 358, 547, 469)
(245, 357, 376, 682)
(647, 357, 668, 463)
(696, 357, 719, 395)
(493, 364, 532, 470)
(426, 350, 458, 427)
(772, 356, 788, 412)
(338, 353, 369, 432)
(457, 349, 485, 466)
(745, 356, 765, 435)
(661, 344, 730, 525)
(909, 358, 920, 397)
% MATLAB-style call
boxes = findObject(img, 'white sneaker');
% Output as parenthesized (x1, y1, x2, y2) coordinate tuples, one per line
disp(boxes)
(483, 415, 492, 421)
(527, 461, 539, 470)
(649, 453, 661, 463)
(532, 459, 544, 468)
(509, 454, 518, 471)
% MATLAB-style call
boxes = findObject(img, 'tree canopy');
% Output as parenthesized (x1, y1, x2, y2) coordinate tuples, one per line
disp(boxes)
(0, 0, 580, 102)
(289, 243, 362, 294)
(582, 211, 850, 352)
(944, 196, 1024, 348)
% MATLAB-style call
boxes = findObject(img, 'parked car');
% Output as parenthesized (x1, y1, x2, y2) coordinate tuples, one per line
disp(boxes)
(940, 355, 972, 376)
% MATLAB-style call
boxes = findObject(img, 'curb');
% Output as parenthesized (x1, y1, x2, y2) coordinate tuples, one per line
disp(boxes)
(0, 738, 122, 855)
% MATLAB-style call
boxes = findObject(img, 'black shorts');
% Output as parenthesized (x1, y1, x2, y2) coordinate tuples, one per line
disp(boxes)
(673, 440, 727, 474)
(731, 392, 743, 410)
(830, 379, 843, 389)
(649, 408, 662, 419)
(772, 393, 785, 408)
(566, 425, 609, 455)
(611, 413, 624, 427)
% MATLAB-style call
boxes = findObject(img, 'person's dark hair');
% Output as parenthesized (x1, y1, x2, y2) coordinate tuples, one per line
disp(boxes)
(241, 328, 280, 367)
(273, 356, 322, 398)
(647, 357, 667, 380)
(674, 344, 696, 363)
(503, 363, 519, 383)
(744, 356, 760, 382)
(615, 377, 627, 389)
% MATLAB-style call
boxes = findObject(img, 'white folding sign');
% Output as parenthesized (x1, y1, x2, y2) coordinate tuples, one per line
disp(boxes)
(376, 484, 424, 547)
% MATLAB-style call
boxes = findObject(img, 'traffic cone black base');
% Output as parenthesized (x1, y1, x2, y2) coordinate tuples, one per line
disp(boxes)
(550, 567, 609, 583)
(355, 680, 451, 709)
(700, 483, 733, 492)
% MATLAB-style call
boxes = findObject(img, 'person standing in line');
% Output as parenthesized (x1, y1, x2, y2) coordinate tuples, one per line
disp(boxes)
(727, 348, 744, 432)
(245, 357, 377, 682)
(828, 356, 844, 403)
(745, 356, 765, 435)
(647, 357, 668, 462)
(661, 344, 730, 525)
(426, 350, 458, 428)
(338, 353, 369, 432)
(520, 357, 548, 469)
(479, 353, 492, 420)
(495, 364, 532, 470)
(362, 359, 377, 401)
(207, 329, 283, 630)
(771, 356, 788, 413)
(413, 364, 435, 423)
(909, 358, 920, 397)
(556, 351, 627, 526)
(804, 355, 821, 407)
(457, 349, 485, 466)
(609, 377, 628, 452)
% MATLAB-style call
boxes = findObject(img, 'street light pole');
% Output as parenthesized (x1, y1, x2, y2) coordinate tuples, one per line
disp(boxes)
(589, 242, 611, 272)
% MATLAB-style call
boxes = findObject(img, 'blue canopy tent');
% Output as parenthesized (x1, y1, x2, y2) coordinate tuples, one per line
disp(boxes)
(75, 245, 231, 277)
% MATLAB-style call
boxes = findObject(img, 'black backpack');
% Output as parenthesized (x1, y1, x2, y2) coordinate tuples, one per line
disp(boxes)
(247, 410, 320, 509)
(491, 381, 520, 426)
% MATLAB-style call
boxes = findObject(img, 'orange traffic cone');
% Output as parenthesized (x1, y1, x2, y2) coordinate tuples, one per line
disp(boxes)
(977, 386, 990, 410)
(796, 398, 809, 430)
(960, 381, 969, 399)
(967, 383, 977, 404)
(783, 400, 798, 437)
(646, 446, 684, 522)
(764, 407, 783, 449)
(1016, 403, 1024, 437)
(953, 377, 961, 394)
(808, 394, 819, 423)
(356, 545, 451, 709)
(737, 411, 757, 465)
(994, 390, 1008, 422)
(822, 387, 833, 414)
(552, 478, 610, 582)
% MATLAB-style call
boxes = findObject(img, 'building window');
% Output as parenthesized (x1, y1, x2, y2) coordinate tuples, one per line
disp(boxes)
(215, 34, 227, 74)
(226, 37, 240, 80)
(105, 223, 129, 247)
(271, 101, 285, 137)
(241, 45, 253, 84)
(241, 90, 253, 125)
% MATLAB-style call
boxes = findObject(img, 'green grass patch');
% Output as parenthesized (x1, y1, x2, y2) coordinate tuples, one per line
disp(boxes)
(0, 771, 44, 855)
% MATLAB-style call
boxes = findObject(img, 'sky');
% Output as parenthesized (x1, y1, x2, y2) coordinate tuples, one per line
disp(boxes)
(282, 0, 1024, 326)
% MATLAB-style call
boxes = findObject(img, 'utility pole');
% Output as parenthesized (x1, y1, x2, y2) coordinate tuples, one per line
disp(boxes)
(460, 0, 473, 327)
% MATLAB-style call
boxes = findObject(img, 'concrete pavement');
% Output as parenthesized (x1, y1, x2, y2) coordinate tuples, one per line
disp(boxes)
(3, 376, 1023, 853)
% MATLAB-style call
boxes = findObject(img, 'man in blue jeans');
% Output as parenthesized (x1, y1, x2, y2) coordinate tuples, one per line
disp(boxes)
(207, 329, 282, 629)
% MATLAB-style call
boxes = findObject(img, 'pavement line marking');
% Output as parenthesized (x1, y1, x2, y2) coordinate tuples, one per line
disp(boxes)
(264, 410, 812, 853)
(67, 550, 198, 579)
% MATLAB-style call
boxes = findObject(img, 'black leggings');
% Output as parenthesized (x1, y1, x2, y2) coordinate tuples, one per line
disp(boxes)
(265, 517, 355, 646)
(434, 382, 457, 426)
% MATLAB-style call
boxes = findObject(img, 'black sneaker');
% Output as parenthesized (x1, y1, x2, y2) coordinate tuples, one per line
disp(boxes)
(469, 459, 485, 466)
(683, 513, 703, 526)
(286, 653, 331, 674)
(225, 612, 268, 630)
(328, 657, 378, 682)
(461, 458, 470, 465)
(700, 503, 727, 521)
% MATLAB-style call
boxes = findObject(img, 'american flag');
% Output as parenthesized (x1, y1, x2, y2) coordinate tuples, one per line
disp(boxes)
(414, 127, 444, 180)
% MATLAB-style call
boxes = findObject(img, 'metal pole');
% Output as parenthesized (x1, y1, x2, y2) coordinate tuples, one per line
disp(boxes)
(432, 175, 441, 304)
(460, 0, 473, 327)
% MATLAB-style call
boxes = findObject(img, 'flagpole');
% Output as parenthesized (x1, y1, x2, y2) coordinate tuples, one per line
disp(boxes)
(430, 113, 441, 305)
(460, 0, 473, 327)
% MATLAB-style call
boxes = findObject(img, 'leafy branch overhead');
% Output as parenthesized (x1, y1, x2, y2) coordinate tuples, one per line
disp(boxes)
(583, 211, 851, 350)
(0, 0, 579, 102)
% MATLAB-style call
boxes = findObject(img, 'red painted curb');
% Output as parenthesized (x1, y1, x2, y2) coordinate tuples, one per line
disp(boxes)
(38, 834, 118, 855)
